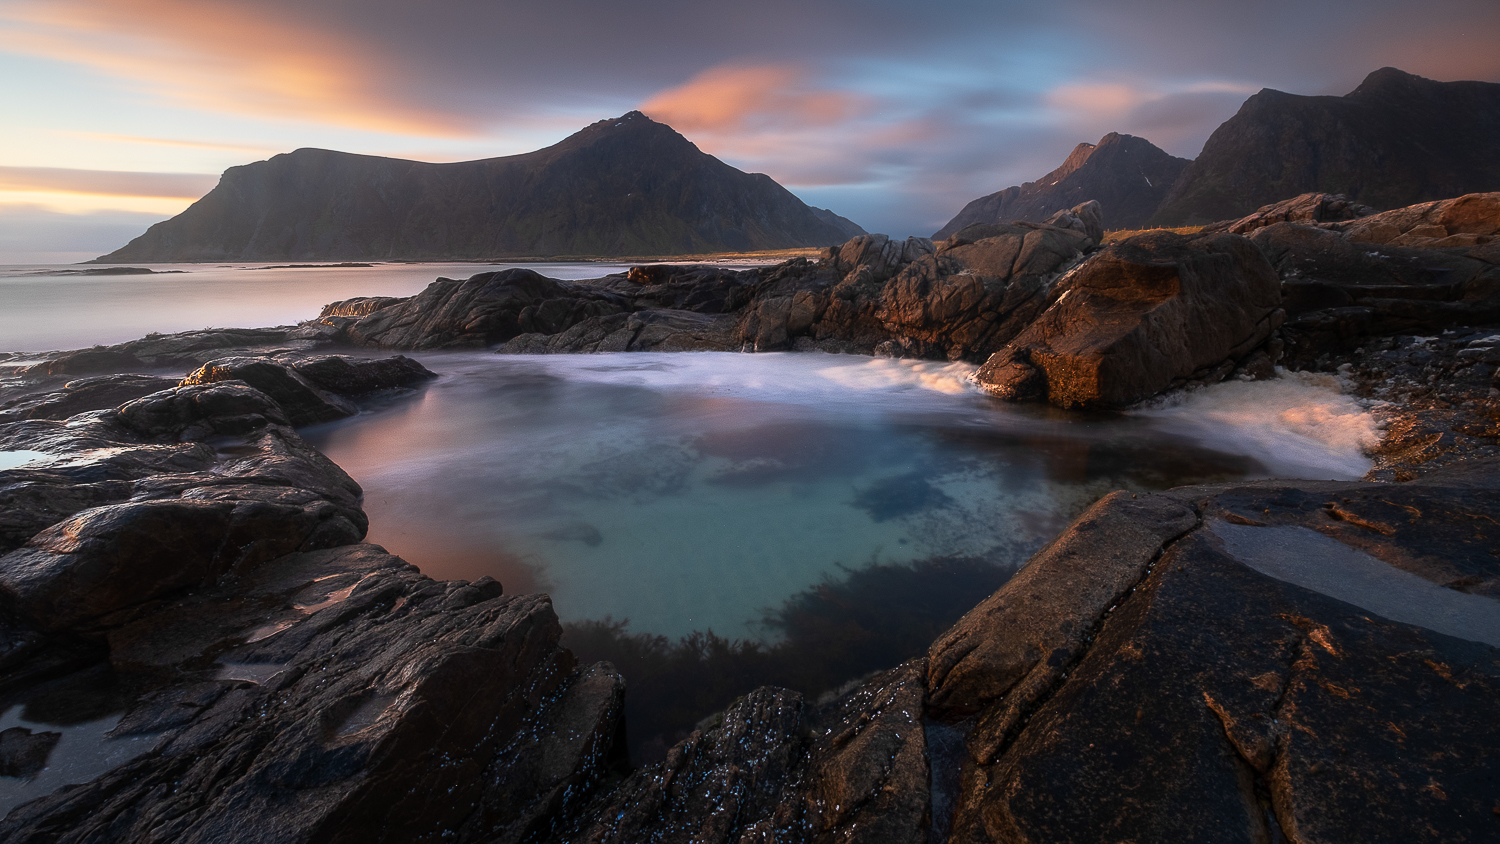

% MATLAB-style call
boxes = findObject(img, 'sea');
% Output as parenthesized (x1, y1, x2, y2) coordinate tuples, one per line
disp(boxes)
(0, 261, 1383, 761)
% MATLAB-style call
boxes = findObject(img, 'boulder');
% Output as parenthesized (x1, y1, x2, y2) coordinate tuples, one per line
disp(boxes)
(0, 727, 59, 779)
(276, 354, 436, 396)
(182, 357, 358, 427)
(345, 269, 629, 349)
(319, 296, 405, 318)
(1043, 199, 1104, 244)
(975, 231, 1283, 408)
(0, 374, 179, 423)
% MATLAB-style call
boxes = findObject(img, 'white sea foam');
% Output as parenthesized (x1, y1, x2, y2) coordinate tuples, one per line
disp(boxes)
(815, 357, 980, 395)
(1131, 371, 1381, 480)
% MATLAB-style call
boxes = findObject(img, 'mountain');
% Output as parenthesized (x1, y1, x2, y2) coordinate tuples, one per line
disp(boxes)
(95, 112, 864, 262)
(933, 133, 1189, 239)
(1151, 68, 1500, 226)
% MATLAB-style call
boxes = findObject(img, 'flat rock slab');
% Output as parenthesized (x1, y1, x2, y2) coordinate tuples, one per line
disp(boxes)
(934, 462, 1500, 844)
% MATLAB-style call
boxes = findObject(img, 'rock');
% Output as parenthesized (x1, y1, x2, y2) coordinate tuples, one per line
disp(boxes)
(118, 381, 292, 440)
(932, 466, 1500, 844)
(19, 347, 145, 377)
(1202, 191, 1377, 235)
(557, 661, 930, 844)
(975, 231, 1283, 408)
(0, 543, 627, 844)
(1342, 192, 1500, 246)
(275, 354, 436, 396)
(0, 374, 180, 423)
(0, 727, 60, 779)
(346, 269, 629, 349)
(319, 296, 405, 318)
(1252, 216, 1500, 359)
(1043, 199, 1104, 244)
(182, 357, 358, 426)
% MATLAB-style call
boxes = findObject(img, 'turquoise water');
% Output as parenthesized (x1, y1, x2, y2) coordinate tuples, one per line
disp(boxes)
(303, 352, 1376, 642)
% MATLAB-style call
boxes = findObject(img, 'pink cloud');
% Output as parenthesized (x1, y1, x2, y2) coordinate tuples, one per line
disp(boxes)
(642, 64, 869, 134)
(2, 0, 482, 136)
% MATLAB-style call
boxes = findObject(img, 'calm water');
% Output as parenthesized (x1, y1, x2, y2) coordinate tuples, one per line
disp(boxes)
(301, 352, 1378, 642)
(0, 262, 1382, 761)
(0, 262, 635, 353)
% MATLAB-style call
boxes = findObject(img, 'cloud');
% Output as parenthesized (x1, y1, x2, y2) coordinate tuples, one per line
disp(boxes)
(0, 166, 218, 199)
(1, 0, 483, 136)
(62, 132, 280, 155)
(642, 64, 869, 134)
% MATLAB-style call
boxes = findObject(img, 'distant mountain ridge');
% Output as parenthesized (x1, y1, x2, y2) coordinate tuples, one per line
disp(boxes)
(939, 68, 1500, 236)
(1150, 68, 1500, 225)
(95, 112, 865, 263)
(934, 133, 1189, 239)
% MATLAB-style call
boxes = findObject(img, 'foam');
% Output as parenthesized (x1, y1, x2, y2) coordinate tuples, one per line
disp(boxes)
(1130, 371, 1381, 480)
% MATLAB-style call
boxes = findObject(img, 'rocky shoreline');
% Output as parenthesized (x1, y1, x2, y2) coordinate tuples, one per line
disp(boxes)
(1, 193, 1497, 842)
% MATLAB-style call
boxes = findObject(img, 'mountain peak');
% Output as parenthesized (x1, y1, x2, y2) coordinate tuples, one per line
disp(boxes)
(1348, 66, 1431, 98)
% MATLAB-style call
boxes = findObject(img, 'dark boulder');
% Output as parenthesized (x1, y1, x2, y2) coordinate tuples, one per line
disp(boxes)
(0, 374, 179, 423)
(276, 353, 436, 396)
(182, 357, 357, 426)
(976, 230, 1283, 408)
(0, 727, 59, 779)
(346, 269, 629, 349)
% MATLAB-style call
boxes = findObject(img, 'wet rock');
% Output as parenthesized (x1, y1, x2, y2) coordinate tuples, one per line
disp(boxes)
(933, 467, 1500, 844)
(0, 374, 180, 423)
(18, 347, 145, 377)
(0, 727, 60, 780)
(976, 230, 1282, 408)
(277, 353, 436, 395)
(319, 296, 406, 318)
(346, 268, 630, 349)
(182, 357, 358, 426)
(118, 381, 292, 440)
(0, 543, 626, 844)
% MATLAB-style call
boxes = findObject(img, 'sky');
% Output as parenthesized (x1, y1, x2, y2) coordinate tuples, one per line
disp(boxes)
(2, 0, 1499, 262)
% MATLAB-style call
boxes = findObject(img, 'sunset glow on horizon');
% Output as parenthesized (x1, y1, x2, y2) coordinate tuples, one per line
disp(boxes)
(2, 0, 1499, 261)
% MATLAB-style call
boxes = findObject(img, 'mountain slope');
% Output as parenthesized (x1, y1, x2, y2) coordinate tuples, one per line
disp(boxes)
(96, 112, 864, 262)
(933, 133, 1189, 239)
(1151, 68, 1500, 226)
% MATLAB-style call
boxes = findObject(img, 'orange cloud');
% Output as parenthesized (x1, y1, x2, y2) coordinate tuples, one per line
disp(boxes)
(1045, 83, 1147, 119)
(1, 0, 479, 136)
(642, 64, 868, 134)
(0, 166, 218, 199)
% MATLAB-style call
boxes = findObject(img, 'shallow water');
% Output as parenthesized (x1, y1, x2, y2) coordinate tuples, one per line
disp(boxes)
(303, 353, 1377, 643)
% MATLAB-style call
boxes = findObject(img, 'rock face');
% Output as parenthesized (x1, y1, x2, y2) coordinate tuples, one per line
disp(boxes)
(1202, 192, 1378, 236)
(95, 112, 865, 263)
(927, 467, 1500, 844)
(335, 224, 1095, 364)
(1153, 68, 1500, 226)
(975, 231, 1284, 408)
(1253, 196, 1500, 362)
(935, 133, 1189, 237)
